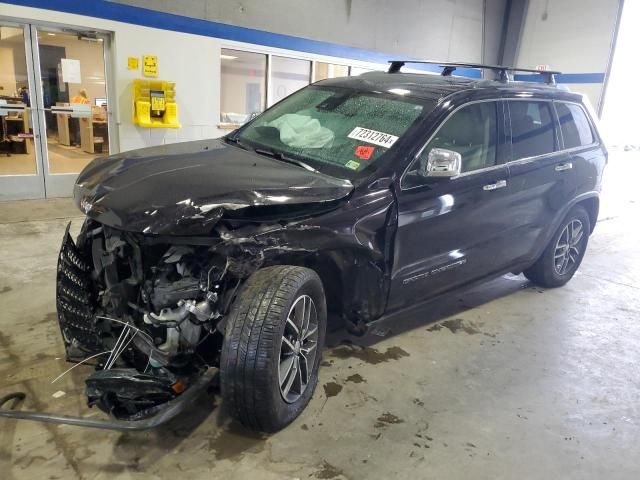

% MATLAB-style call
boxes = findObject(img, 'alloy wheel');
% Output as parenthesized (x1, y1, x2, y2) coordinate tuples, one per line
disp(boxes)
(278, 295, 319, 403)
(554, 219, 584, 275)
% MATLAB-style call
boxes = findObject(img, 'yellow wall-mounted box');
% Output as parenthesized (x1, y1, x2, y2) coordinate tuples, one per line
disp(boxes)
(132, 79, 181, 128)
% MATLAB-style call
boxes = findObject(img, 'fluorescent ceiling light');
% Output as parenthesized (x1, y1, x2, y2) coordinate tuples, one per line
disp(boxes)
(47, 33, 56, 36)
(221, 54, 237, 60)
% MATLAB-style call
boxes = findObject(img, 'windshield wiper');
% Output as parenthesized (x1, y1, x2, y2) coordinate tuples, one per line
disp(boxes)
(254, 148, 320, 174)
(225, 136, 252, 151)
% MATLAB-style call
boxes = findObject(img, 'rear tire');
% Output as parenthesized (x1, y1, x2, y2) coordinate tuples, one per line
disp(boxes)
(220, 265, 326, 432)
(523, 205, 590, 288)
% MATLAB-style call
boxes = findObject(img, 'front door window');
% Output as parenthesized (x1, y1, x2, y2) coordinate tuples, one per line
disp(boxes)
(420, 102, 498, 174)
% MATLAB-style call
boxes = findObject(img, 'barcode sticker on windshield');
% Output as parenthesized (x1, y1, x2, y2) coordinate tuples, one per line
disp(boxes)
(348, 127, 398, 148)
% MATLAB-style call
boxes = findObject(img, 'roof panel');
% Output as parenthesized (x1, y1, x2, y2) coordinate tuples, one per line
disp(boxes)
(316, 71, 578, 102)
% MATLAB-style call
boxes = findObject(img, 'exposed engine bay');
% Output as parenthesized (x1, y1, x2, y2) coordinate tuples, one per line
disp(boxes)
(56, 195, 393, 421)
(57, 220, 239, 420)
(53, 137, 395, 423)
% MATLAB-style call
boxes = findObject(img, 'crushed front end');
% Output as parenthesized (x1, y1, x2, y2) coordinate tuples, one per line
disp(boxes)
(56, 219, 231, 421)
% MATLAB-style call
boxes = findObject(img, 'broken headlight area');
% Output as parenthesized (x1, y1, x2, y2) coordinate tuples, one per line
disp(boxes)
(56, 219, 234, 420)
(85, 368, 185, 421)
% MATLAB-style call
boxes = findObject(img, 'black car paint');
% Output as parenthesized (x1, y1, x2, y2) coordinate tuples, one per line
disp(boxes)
(73, 139, 354, 236)
(72, 73, 606, 328)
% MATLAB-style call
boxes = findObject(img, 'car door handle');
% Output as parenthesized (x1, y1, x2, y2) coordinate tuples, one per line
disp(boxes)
(555, 162, 573, 172)
(483, 179, 507, 191)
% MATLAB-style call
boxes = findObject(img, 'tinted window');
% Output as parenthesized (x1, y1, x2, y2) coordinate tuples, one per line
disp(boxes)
(556, 103, 594, 148)
(420, 101, 498, 174)
(509, 101, 555, 160)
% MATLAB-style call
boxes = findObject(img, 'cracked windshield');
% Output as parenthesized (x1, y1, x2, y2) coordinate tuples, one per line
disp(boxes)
(236, 85, 434, 178)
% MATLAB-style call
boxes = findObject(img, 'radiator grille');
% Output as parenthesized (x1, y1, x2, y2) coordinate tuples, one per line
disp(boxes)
(56, 223, 101, 355)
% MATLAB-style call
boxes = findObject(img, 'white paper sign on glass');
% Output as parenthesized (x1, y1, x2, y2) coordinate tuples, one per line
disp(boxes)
(61, 58, 82, 84)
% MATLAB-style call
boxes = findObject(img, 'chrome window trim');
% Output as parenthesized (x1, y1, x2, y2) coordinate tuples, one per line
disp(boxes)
(504, 150, 560, 167)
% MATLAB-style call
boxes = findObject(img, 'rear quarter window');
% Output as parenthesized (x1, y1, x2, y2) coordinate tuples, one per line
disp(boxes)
(556, 103, 595, 148)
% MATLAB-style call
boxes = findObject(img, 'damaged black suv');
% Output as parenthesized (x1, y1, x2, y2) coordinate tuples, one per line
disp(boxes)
(56, 62, 606, 432)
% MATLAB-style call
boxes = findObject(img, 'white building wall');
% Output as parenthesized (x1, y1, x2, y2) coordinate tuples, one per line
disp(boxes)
(0, 2, 394, 153)
(516, 0, 621, 110)
(112, 0, 503, 63)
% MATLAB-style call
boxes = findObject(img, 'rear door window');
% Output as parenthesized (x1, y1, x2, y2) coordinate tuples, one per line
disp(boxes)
(508, 101, 556, 160)
(556, 102, 594, 148)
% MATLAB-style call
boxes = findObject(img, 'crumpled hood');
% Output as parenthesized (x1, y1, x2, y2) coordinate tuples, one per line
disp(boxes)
(73, 138, 353, 235)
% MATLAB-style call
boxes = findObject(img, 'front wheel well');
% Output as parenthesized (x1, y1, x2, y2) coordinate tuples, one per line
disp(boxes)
(256, 254, 345, 330)
(304, 255, 344, 329)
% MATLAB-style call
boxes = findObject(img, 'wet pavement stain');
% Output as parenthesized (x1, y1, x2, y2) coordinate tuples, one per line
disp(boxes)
(39, 312, 58, 325)
(375, 412, 405, 428)
(323, 381, 343, 398)
(427, 318, 481, 335)
(330, 344, 410, 364)
(345, 373, 366, 383)
(315, 460, 344, 479)
(0, 332, 85, 478)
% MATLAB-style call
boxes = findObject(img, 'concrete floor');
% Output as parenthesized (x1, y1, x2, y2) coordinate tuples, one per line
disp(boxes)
(0, 152, 638, 480)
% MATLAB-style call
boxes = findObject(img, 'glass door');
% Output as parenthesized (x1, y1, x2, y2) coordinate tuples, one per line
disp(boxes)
(0, 23, 45, 200)
(33, 26, 111, 197)
(0, 22, 113, 200)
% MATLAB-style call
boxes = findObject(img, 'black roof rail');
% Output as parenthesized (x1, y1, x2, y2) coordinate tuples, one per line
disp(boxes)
(387, 60, 562, 85)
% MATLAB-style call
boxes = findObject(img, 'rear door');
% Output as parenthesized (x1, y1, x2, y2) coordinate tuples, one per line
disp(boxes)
(388, 100, 510, 312)
(499, 99, 577, 267)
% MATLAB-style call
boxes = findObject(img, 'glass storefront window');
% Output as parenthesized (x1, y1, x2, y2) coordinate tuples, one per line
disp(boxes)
(269, 56, 310, 107)
(220, 48, 267, 125)
(314, 62, 349, 81)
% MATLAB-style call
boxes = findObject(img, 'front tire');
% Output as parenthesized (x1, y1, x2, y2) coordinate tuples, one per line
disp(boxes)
(220, 265, 326, 432)
(524, 205, 591, 288)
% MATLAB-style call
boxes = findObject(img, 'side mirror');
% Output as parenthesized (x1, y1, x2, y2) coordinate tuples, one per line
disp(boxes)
(419, 148, 462, 178)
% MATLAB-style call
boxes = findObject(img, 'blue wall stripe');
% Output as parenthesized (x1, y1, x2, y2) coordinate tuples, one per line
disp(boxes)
(3, 0, 483, 77)
(514, 72, 605, 84)
(3, 1, 604, 83)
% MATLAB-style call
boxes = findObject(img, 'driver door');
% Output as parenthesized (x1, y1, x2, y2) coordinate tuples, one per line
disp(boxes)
(387, 100, 510, 312)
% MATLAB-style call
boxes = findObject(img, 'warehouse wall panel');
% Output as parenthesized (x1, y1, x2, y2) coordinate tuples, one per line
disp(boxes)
(516, 0, 621, 110)
(110, 0, 505, 63)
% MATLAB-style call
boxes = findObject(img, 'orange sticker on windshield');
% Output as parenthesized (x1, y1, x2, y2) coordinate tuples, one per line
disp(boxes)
(355, 145, 375, 160)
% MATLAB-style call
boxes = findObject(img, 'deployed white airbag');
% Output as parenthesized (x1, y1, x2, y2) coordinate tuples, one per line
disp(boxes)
(268, 114, 334, 148)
